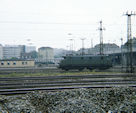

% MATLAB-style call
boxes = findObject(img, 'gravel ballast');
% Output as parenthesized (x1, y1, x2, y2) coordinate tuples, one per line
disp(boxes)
(0, 87, 136, 112)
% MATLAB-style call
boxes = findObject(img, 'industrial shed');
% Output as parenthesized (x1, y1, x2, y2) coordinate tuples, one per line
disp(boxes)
(0, 60, 35, 68)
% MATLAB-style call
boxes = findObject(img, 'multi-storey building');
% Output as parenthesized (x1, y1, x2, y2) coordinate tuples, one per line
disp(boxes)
(38, 47, 54, 62)
(0, 44, 3, 59)
(3, 45, 25, 59)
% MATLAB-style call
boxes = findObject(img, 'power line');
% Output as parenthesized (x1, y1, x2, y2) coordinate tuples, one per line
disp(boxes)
(0, 21, 98, 25)
(0, 20, 132, 26)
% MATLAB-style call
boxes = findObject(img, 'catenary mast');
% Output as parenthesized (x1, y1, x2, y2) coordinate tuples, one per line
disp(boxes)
(98, 21, 105, 55)
(124, 11, 135, 73)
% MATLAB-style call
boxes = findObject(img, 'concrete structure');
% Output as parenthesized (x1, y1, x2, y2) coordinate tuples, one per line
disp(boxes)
(3, 45, 25, 59)
(0, 60, 35, 67)
(38, 47, 54, 63)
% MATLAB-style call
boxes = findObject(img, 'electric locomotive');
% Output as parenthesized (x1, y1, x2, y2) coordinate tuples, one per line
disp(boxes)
(59, 54, 112, 71)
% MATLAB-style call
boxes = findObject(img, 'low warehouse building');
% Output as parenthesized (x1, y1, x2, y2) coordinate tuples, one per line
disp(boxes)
(0, 60, 35, 68)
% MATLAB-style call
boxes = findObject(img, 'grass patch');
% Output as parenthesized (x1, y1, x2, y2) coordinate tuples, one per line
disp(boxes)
(0, 70, 123, 78)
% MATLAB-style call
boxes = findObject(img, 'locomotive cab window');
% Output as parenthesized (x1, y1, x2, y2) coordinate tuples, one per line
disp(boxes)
(81, 57, 84, 59)
(89, 57, 92, 59)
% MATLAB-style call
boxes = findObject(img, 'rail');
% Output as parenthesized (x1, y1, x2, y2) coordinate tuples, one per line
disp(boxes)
(0, 73, 136, 95)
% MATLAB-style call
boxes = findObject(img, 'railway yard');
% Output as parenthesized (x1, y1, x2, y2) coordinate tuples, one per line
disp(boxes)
(0, 67, 136, 112)
(0, 73, 136, 95)
(0, 66, 136, 95)
(0, 0, 135, 111)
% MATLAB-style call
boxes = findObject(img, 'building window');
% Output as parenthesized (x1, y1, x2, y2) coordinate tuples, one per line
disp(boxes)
(13, 62, 16, 65)
(1, 62, 4, 65)
(7, 62, 10, 65)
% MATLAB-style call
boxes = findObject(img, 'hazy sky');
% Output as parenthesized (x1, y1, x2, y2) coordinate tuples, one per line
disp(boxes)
(0, 0, 136, 50)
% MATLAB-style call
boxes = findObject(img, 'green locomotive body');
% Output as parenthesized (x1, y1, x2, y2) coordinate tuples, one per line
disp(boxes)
(59, 55, 112, 71)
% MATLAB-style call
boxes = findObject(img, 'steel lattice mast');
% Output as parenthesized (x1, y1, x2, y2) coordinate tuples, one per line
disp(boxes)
(124, 11, 136, 73)
(98, 21, 105, 55)
(80, 38, 86, 55)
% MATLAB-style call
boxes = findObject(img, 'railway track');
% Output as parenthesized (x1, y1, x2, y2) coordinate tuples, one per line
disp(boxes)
(0, 67, 60, 74)
(0, 66, 129, 74)
(0, 73, 136, 95)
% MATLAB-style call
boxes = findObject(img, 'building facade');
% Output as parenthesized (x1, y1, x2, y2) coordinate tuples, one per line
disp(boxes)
(0, 60, 35, 67)
(38, 47, 54, 62)
(88, 43, 120, 55)
(25, 46, 36, 53)
(0, 45, 3, 59)
(3, 45, 25, 59)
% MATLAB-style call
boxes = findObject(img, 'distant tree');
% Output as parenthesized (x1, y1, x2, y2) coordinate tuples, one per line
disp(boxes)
(30, 51, 38, 58)
(11, 57, 19, 60)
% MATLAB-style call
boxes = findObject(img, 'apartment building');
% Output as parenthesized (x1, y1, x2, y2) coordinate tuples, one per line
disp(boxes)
(3, 45, 25, 59)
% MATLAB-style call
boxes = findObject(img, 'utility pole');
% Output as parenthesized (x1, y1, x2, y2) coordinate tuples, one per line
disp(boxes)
(66, 45, 69, 55)
(91, 38, 93, 48)
(98, 21, 105, 55)
(68, 33, 73, 55)
(69, 39, 73, 55)
(121, 38, 123, 72)
(124, 11, 135, 73)
(81, 38, 86, 55)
